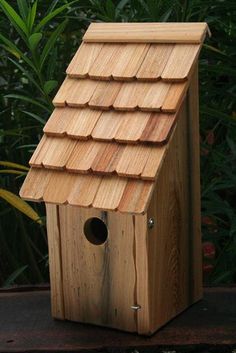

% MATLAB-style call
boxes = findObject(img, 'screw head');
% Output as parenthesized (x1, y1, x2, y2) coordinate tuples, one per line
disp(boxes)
(131, 305, 141, 311)
(148, 218, 154, 229)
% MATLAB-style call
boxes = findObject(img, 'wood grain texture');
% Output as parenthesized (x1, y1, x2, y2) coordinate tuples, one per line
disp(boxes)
(140, 113, 177, 143)
(66, 79, 98, 107)
(118, 179, 154, 214)
(91, 111, 123, 141)
(66, 140, 101, 173)
(66, 109, 102, 139)
(52, 77, 76, 107)
(43, 171, 77, 204)
(141, 146, 166, 180)
(187, 67, 203, 302)
(91, 143, 124, 174)
(161, 82, 188, 112)
(19, 168, 51, 201)
(161, 44, 200, 81)
(115, 111, 150, 143)
(93, 176, 127, 210)
(43, 108, 75, 137)
(58, 205, 137, 331)
(46, 204, 65, 319)
(89, 81, 122, 109)
(116, 145, 151, 178)
(66, 42, 103, 78)
(83, 22, 209, 43)
(88, 43, 122, 80)
(29, 136, 77, 170)
(67, 174, 102, 207)
(139, 81, 170, 111)
(136, 44, 174, 81)
(143, 95, 202, 335)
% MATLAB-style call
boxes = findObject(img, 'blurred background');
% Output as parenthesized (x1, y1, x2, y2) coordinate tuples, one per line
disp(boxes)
(0, 0, 235, 286)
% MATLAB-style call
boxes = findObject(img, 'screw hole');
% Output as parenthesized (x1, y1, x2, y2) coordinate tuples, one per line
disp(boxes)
(84, 217, 108, 245)
(6, 340, 14, 343)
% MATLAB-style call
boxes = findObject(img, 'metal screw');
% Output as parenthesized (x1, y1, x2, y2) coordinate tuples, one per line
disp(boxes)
(131, 305, 141, 311)
(148, 217, 154, 229)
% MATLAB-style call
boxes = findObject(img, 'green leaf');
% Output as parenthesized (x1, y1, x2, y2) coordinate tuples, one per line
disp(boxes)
(44, 80, 58, 94)
(34, 1, 75, 32)
(21, 110, 47, 125)
(0, 33, 36, 72)
(0, 188, 42, 224)
(5, 94, 51, 112)
(28, 32, 42, 51)
(40, 19, 68, 70)
(17, 0, 28, 20)
(0, 0, 28, 37)
(27, 0, 38, 33)
(0, 161, 29, 171)
(0, 169, 26, 175)
(8, 58, 43, 94)
(3, 265, 28, 287)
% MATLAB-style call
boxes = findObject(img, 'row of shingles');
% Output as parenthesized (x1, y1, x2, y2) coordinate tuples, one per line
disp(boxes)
(52, 77, 187, 113)
(43, 108, 178, 144)
(66, 42, 201, 82)
(20, 168, 154, 214)
(29, 135, 166, 181)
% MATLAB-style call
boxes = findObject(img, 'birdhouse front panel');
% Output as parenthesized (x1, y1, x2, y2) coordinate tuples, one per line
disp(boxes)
(20, 22, 209, 335)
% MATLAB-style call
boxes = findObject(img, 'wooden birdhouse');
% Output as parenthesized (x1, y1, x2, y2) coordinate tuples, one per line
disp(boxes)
(20, 23, 210, 335)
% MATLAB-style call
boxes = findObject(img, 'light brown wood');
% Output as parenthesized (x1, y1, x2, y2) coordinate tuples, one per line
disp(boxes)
(118, 179, 154, 214)
(136, 44, 174, 81)
(135, 214, 150, 333)
(161, 82, 188, 112)
(66, 140, 101, 173)
(140, 113, 177, 143)
(91, 143, 123, 174)
(89, 81, 122, 109)
(115, 111, 150, 143)
(116, 145, 151, 178)
(93, 176, 127, 211)
(66, 108, 102, 139)
(187, 67, 203, 301)
(19, 168, 50, 201)
(29, 134, 47, 167)
(58, 205, 137, 331)
(66, 79, 98, 107)
(66, 42, 103, 78)
(112, 44, 149, 80)
(83, 22, 209, 43)
(139, 81, 170, 111)
(91, 111, 123, 141)
(43, 171, 77, 204)
(88, 43, 122, 80)
(43, 108, 75, 136)
(46, 203, 65, 319)
(52, 77, 76, 107)
(141, 146, 166, 180)
(68, 174, 102, 207)
(161, 44, 201, 81)
(42, 137, 77, 170)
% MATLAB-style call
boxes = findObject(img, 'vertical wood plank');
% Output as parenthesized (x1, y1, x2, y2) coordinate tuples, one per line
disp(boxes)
(59, 205, 137, 332)
(46, 203, 65, 319)
(187, 66, 203, 301)
(146, 101, 192, 334)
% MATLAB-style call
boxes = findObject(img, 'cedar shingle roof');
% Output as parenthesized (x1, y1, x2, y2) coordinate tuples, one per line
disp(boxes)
(20, 22, 209, 214)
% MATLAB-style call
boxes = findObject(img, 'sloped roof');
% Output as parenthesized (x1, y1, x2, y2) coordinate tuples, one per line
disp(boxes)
(20, 22, 208, 214)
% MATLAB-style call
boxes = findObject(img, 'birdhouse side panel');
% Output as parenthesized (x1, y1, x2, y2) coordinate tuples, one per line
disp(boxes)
(146, 79, 202, 334)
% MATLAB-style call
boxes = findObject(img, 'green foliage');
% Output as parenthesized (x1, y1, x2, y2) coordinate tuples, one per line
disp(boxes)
(0, 0, 235, 286)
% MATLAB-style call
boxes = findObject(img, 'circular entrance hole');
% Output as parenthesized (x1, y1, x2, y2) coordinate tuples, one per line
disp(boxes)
(83, 217, 108, 245)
